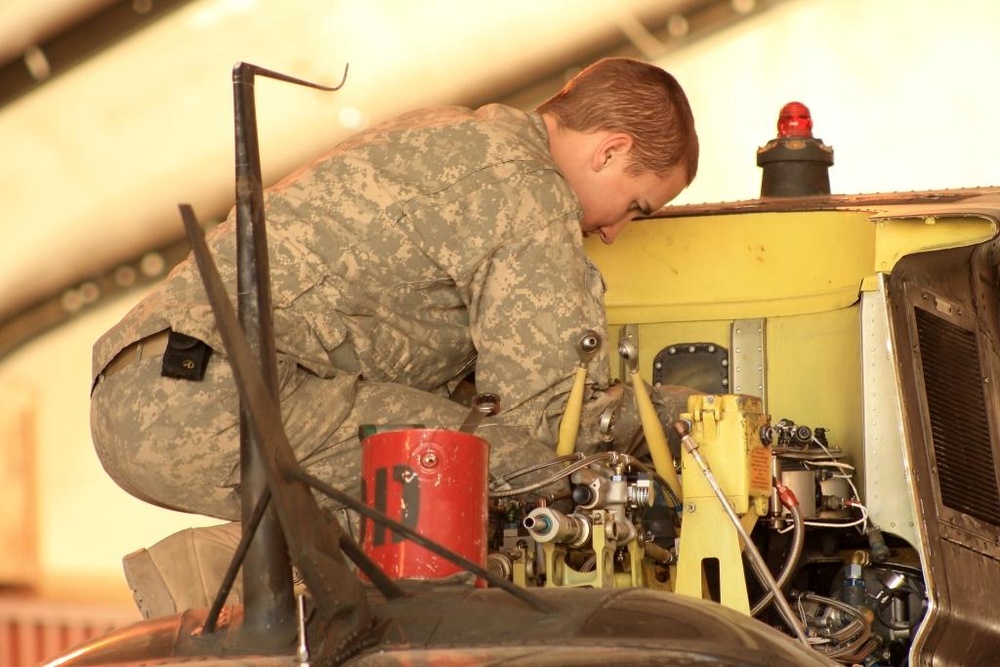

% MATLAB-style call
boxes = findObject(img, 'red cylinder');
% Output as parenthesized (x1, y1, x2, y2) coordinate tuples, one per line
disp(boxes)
(360, 428, 489, 583)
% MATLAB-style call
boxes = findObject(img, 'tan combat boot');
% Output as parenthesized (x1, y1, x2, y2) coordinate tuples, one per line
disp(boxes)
(122, 522, 242, 619)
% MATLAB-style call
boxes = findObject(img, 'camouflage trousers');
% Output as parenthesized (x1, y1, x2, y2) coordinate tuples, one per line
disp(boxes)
(90, 346, 559, 521)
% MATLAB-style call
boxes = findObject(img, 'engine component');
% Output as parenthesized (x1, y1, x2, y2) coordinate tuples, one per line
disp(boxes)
(524, 506, 591, 547)
(489, 452, 670, 590)
(484, 407, 926, 667)
(866, 525, 891, 564)
(768, 419, 859, 524)
(752, 482, 805, 618)
(673, 394, 771, 614)
(792, 558, 927, 665)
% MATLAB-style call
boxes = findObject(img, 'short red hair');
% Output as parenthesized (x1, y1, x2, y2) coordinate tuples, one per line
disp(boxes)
(537, 58, 699, 182)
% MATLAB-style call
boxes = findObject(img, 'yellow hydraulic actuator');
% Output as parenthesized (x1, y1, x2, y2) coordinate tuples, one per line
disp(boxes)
(618, 338, 683, 504)
(556, 330, 601, 457)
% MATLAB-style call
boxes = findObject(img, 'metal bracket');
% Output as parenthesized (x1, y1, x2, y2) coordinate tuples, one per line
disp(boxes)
(731, 319, 767, 410)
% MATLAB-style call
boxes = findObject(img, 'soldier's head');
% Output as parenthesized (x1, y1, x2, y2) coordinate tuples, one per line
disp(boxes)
(538, 58, 698, 244)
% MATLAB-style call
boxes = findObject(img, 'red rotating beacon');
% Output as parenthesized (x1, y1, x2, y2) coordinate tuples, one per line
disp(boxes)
(756, 101, 834, 197)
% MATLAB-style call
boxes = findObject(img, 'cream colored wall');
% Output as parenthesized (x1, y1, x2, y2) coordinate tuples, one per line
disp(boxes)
(4, 0, 1000, 605)
(662, 0, 1000, 205)
(0, 292, 220, 603)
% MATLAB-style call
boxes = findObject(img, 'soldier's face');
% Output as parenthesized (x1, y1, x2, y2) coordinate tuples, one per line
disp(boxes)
(578, 163, 687, 245)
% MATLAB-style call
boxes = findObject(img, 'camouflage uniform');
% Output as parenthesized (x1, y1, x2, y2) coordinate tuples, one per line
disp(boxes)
(91, 104, 690, 522)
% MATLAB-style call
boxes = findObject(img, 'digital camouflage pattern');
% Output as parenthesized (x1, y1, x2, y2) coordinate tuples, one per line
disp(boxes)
(91, 104, 694, 521)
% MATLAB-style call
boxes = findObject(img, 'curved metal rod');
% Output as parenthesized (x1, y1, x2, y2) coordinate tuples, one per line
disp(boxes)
(230, 60, 350, 641)
(181, 203, 373, 659)
(203, 488, 271, 634)
(235, 61, 349, 91)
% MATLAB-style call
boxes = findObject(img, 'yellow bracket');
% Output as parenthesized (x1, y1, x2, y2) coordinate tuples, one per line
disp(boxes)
(674, 394, 770, 615)
(617, 537, 646, 588)
(675, 499, 756, 614)
(512, 544, 529, 588)
(542, 513, 642, 589)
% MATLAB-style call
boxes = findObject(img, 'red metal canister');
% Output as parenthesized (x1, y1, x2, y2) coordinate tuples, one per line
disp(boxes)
(360, 428, 489, 582)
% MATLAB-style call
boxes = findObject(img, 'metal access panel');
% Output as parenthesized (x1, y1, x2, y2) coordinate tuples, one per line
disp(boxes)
(889, 230, 1000, 665)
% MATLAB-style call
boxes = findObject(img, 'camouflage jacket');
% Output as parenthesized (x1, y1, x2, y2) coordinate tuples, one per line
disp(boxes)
(93, 104, 678, 450)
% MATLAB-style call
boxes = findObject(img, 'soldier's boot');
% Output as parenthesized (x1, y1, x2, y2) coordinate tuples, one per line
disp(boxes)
(122, 522, 242, 619)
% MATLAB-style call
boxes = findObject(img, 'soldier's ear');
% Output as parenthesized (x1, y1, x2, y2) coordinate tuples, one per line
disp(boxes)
(592, 133, 633, 172)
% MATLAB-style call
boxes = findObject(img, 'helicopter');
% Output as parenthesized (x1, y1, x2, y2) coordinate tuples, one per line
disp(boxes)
(45, 62, 1000, 667)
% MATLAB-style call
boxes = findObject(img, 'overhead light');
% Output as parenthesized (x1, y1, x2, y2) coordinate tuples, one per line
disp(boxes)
(23, 45, 50, 81)
(667, 14, 689, 39)
(191, 0, 258, 29)
(338, 106, 366, 130)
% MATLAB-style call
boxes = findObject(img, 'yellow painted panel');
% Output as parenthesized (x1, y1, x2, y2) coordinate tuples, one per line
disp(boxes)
(765, 306, 864, 467)
(587, 211, 875, 322)
(590, 205, 992, 477)
(605, 308, 864, 482)
(587, 209, 995, 323)
(873, 214, 996, 273)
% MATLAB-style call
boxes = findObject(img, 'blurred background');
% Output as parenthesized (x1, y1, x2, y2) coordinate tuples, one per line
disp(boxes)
(1, 0, 998, 661)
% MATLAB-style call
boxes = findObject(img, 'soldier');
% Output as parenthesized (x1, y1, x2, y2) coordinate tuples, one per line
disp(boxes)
(90, 57, 699, 616)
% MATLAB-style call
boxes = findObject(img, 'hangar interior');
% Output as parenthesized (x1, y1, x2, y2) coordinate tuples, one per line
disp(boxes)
(1, 0, 999, 663)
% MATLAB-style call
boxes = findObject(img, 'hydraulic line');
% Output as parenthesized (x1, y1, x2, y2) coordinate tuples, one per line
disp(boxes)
(673, 420, 810, 646)
(491, 452, 620, 498)
(751, 502, 805, 617)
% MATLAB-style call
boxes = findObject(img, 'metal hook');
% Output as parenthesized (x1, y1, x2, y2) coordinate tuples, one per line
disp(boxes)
(233, 61, 350, 92)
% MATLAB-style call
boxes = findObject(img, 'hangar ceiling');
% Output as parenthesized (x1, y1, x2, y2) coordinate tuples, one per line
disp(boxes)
(0, 0, 793, 357)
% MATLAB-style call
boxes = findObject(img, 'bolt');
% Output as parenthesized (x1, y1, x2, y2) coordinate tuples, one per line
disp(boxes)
(577, 330, 601, 363)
